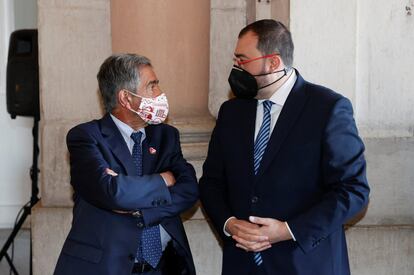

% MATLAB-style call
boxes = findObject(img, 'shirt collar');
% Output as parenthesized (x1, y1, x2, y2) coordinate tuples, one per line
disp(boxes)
(110, 114, 146, 141)
(258, 69, 297, 107)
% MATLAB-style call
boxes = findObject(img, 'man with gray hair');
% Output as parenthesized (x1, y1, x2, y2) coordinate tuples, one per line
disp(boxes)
(54, 53, 198, 275)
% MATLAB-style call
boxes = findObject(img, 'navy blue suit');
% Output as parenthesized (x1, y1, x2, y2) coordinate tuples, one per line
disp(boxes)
(199, 71, 370, 275)
(54, 114, 198, 275)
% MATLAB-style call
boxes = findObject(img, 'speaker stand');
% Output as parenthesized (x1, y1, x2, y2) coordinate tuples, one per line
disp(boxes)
(0, 117, 40, 275)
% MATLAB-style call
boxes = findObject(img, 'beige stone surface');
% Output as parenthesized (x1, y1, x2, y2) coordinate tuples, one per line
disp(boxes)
(38, 0, 111, 207)
(111, 0, 211, 119)
(32, 206, 72, 275)
(38, 0, 110, 121)
(38, 0, 109, 9)
(271, 0, 290, 27)
(169, 115, 215, 144)
(211, 0, 246, 9)
(356, 0, 414, 137)
(40, 121, 76, 207)
(184, 219, 222, 275)
(360, 137, 414, 225)
(190, 159, 204, 180)
(209, 3, 247, 118)
(182, 143, 209, 162)
(290, 0, 357, 105)
(347, 225, 414, 275)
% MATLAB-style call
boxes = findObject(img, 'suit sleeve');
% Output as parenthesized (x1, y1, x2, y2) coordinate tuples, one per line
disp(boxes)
(141, 127, 199, 226)
(287, 97, 370, 253)
(67, 126, 172, 211)
(199, 105, 234, 240)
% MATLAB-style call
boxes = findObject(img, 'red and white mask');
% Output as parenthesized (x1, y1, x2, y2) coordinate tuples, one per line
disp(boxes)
(127, 91, 169, 125)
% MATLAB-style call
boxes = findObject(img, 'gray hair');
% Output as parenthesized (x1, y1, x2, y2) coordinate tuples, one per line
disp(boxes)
(239, 19, 294, 67)
(97, 53, 152, 113)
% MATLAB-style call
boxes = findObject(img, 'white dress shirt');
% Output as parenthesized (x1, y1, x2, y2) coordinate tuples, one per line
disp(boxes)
(224, 70, 297, 241)
(110, 114, 171, 250)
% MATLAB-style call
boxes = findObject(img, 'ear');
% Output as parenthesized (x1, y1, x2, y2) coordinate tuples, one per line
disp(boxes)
(118, 90, 131, 109)
(269, 55, 281, 71)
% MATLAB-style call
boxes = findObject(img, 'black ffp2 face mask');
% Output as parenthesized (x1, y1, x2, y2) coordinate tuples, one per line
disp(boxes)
(228, 66, 288, 99)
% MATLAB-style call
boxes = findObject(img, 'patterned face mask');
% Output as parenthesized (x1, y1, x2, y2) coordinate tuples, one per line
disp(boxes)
(127, 91, 169, 125)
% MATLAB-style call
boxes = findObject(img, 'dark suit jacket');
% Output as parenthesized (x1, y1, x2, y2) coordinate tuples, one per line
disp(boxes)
(199, 71, 370, 275)
(54, 114, 198, 275)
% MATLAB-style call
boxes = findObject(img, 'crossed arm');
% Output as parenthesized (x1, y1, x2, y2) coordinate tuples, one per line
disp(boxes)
(67, 126, 198, 226)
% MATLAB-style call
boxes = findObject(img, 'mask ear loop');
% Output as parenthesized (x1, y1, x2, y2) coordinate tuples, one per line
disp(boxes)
(257, 68, 289, 90)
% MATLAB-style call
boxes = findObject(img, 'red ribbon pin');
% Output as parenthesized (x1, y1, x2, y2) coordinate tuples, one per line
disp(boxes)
(149, 147, 157, 155)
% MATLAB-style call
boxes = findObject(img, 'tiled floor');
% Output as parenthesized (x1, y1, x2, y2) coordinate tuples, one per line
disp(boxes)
(0, 229, 30, 275)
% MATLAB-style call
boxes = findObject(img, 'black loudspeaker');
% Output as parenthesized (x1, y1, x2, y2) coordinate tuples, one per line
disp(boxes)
(6, 29, 39, 119)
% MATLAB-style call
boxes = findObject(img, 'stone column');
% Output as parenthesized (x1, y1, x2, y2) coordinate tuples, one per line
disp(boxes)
(32, 0, 111, 274)
(209, 0, 248, 117)
(208, 0, 290, 118)
(111, 0, 214, 125)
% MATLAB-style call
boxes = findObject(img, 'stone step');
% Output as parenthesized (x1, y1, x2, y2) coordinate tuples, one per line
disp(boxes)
(168, 114, 215, 144)
(182, 142, 209, 161)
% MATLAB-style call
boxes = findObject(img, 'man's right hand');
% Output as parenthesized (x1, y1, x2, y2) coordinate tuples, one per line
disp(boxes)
(160, 171, 176, 187)
(226, 218, 271, 252)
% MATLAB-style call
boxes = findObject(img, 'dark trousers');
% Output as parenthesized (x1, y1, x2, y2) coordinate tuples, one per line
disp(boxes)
(249, 264, 267, 275)
(132, 242, 186, 275)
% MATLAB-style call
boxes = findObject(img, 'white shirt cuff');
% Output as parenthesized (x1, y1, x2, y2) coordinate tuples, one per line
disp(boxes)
(223, 216, 236, 236)
(160, 174, 169, 186)
(285, 222, 296, 241)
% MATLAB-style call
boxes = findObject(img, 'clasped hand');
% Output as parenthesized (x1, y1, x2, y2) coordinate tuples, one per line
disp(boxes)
(226, 216, 292, 252)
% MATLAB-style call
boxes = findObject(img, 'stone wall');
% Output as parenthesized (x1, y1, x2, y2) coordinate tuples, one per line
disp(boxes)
(111, 0, 211, 120)
(209, 0, 247, 117)
(291, 1, 414, 274)
(32, 0, 414, 274)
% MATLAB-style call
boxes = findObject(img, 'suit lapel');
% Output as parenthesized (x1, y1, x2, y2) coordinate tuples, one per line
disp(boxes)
(100, 114, 138, 176)
(256, 71, 309, 179)
(142, 125, 158, 174)
(237, 99, 257, 182)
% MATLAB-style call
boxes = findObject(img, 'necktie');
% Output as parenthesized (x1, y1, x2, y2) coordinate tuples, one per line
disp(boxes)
(130, 132, 162, 268)
(252, 100, 273, 266)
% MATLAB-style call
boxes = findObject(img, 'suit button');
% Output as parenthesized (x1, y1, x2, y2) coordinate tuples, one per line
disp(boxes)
(251, 196, 259, 203)
(137, 222, 144, 228)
